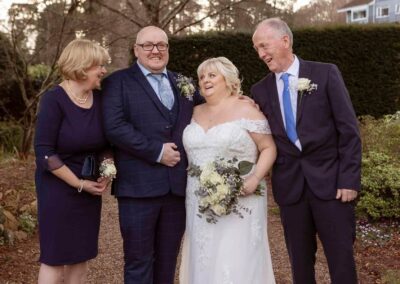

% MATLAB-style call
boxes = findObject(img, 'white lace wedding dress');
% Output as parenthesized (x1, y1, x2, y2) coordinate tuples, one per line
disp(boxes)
(179, 118, 276, 284)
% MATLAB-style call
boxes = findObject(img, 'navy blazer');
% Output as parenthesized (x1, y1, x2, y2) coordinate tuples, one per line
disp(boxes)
(102, 62, 202, 198)
(251, 59, 361, 206)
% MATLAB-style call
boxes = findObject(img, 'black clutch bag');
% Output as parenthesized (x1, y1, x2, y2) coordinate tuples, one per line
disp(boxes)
(81, 154, 99, 181)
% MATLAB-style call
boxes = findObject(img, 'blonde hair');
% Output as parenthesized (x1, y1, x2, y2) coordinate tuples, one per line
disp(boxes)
(197, 57, 242, 96)
(57, 39, 110, 80)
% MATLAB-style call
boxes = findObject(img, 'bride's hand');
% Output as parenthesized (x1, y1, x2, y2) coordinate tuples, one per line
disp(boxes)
(241, 174, 261, 196)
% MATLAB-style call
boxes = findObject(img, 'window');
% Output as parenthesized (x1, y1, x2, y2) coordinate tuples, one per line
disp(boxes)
(377, 7, 389, 18)
(395, 4, 400, 15)
(352, 10, 367, 20)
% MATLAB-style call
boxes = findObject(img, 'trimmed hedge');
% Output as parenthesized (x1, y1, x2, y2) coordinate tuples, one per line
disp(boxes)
(169, 25, 400, 117)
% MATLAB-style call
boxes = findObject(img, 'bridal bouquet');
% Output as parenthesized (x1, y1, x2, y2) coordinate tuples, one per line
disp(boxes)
(188, 157, 263, 224)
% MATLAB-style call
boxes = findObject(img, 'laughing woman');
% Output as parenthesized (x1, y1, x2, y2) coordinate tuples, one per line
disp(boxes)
(34, 39, 112, 283)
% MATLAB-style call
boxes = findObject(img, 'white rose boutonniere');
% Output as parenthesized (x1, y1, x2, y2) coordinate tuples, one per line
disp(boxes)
(176, 74, 196, 101)
(297, 78, 317, 101)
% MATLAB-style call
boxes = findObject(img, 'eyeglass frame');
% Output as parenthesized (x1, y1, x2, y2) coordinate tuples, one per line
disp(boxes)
(136, 42, 169, 52)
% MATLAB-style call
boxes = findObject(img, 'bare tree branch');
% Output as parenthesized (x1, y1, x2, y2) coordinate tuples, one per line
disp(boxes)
(160, 0, 190, 29)
(126, 0, 147, 24)
(94, 0, 145, 27)
(172, 0, 248, 34)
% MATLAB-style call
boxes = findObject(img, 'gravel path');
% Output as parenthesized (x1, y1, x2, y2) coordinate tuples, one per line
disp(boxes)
(86, 189, 331, 283)
(0, 187, 332, 283)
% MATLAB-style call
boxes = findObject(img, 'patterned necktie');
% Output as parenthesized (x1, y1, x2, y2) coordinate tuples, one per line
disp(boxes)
(151, 74, 174, 110)
(281, 73, 298, 144)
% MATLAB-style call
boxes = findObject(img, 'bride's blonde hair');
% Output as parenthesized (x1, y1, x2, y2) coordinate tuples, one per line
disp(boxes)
(197, 57, 243, 96)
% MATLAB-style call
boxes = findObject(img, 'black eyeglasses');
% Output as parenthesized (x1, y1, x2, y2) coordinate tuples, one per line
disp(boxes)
(136, 42, 169, 51)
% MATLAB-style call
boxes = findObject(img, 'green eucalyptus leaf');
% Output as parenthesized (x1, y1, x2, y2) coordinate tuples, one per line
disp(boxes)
(238, 160, 254, 175)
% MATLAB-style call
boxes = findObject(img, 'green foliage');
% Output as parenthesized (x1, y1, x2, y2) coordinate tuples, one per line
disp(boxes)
(357, 113, 400, 220)
(0, 121, 23, 155)
(360, 112, 400, 157)
(28, 64, 51, 81)
(18, 212, 36, 235)
(168, 25, 400, 117)
(359, 151, 400, 220)
(28, 64, 52, 90)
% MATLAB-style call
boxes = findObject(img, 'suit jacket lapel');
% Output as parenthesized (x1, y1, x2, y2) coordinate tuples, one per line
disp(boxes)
(267, 74, 286, 134)
(131, 63, 170, 120)
(167, 71, 182, 129)
(297, 59, 311, 123)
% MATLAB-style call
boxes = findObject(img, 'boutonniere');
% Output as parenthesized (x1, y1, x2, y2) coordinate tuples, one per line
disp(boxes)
(176, 74, 196, 101)
(297, 78, 318, 100)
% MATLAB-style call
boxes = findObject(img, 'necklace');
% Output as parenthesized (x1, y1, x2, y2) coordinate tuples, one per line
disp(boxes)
(66, 81, 90, 104)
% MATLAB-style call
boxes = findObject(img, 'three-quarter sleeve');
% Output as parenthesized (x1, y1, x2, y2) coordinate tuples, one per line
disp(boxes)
(240, 119, 272, 134)
(34, 91, 65, 171)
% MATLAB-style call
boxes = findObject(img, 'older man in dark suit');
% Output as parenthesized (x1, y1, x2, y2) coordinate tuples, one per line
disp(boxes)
(102, 26, 202, 284)
(251, 18, 361, 284)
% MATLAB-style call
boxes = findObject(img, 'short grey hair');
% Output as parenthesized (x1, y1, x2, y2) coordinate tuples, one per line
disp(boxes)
(256, 17, 293, 48)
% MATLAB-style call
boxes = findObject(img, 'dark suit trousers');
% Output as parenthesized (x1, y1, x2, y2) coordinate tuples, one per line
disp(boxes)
(279, 183, 357, 284)
(118, 193, 186, 284)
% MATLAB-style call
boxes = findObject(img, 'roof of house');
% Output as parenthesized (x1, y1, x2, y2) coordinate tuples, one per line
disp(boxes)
(338, 0, 374, 10)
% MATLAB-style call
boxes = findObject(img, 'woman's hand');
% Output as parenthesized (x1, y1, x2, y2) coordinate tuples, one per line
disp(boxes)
(97, 176, 112, 186)
(81, 179, 108, 195)
(241, 174, 261, 196)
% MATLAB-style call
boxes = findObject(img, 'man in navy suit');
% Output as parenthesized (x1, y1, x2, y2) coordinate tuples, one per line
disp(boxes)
(102, 26, 202, 283)
(251, 18, 361, 283)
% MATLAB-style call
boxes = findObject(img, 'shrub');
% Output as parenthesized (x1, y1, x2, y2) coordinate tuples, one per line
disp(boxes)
(357, 113, 400, 220)
(0, 121, 23, 155)
(358, 151, 400, 220)
(360, 112, 400, 157)
(18, 212, 36, 235)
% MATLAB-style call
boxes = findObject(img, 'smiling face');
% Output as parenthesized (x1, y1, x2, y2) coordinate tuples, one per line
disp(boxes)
(85, 64, 107, 89)
(134, 26, 169, 73)
(198, 67, 228, 99)
(252, 25, 293, 73)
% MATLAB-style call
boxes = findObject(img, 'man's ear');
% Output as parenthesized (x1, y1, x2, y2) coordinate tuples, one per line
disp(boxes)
(282, 35, 290, 49)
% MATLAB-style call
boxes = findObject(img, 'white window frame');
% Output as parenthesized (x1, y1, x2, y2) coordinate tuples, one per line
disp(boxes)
(376, 6, 389, 18)
(395, 4, 400, 15)
(351, 9, 368, 21)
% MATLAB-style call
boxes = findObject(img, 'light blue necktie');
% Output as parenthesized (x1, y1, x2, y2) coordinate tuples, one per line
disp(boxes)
(281, 73, 298, 144)
(151, 74, 174, 110)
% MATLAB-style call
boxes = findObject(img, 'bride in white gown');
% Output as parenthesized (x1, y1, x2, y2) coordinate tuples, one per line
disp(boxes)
(180, 57, 277, 284)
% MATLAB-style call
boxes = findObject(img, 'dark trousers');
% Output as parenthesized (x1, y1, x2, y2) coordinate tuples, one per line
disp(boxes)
(279, 183, 357, 284)
(118, 193, 186, 284)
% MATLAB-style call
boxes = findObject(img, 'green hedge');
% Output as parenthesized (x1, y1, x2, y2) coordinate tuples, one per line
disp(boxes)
(169, 25, 400, 117)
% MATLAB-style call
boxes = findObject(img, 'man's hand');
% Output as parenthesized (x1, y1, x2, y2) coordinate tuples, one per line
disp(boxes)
(336, 189, 358, 202)
(160, 142, 181, 167)
(238, 95, 259, 110)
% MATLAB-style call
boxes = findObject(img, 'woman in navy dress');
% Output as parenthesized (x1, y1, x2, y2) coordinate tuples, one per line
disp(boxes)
(34, 39, 112, 283)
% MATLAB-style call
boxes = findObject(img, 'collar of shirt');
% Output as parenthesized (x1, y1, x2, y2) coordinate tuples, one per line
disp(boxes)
(137, 61, 168, 77)
(136, 61, 169, 96)
(275, 55, 300, 83)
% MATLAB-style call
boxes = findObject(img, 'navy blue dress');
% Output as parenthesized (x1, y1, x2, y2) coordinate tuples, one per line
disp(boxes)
(34, 85, 108, 265)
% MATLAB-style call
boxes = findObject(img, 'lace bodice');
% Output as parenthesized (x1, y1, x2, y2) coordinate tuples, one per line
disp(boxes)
(183, 118, 271, 168)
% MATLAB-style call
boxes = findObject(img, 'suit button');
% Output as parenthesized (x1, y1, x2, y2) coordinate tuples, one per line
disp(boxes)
(165, 125, 172, 129)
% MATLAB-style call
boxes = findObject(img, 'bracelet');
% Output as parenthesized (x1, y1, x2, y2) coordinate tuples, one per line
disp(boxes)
(77, 179, 85, 193)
